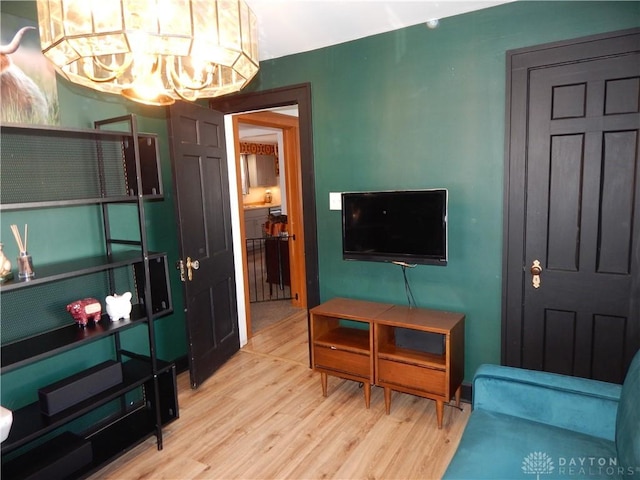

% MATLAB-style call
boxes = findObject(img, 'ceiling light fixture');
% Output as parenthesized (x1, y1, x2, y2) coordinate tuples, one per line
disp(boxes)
(36, 0, 260, 106)
(426, 18, 439, 29)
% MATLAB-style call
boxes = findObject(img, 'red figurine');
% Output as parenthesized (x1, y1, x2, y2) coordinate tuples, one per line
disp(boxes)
(66, 298, 102, 327)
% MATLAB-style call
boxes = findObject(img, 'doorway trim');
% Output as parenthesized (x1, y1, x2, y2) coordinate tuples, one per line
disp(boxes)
(210, 83, 320, 310)
(234, 110, 307, 337)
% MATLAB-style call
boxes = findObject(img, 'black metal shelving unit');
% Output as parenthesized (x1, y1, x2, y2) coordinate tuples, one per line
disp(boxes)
(0, 115, 178, 479)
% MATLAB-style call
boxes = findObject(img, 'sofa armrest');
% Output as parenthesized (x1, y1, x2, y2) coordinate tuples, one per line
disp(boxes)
(473, 364, 622, 441)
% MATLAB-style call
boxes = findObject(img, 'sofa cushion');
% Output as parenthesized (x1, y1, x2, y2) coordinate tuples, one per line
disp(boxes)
(444, 409, 620, 480)
(473, 364, 621, 441)
(616, 350, 640, 470)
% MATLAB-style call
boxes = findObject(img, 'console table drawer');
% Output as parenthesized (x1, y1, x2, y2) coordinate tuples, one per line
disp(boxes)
(377, 359, 446, 396)
(314, 345, 370, 378)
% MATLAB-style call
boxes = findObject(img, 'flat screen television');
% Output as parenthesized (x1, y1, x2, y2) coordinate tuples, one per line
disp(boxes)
(342, 189, 448, 266)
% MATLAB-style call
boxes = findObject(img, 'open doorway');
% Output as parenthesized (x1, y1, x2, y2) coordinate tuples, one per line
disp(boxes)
(210, 83, 320, 357)
(233, 107, 307, 336)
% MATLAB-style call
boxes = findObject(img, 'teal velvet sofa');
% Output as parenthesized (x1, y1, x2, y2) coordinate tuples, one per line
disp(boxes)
(444, 350, 640, 479)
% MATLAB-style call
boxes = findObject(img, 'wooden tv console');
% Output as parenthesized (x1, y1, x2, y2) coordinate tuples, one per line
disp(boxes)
(310, 297, 465, 428)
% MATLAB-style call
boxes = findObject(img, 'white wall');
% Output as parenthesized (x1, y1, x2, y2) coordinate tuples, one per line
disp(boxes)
(224, 114, 248, 347)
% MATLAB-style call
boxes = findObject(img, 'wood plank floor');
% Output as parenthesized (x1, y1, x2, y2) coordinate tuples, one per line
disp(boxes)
(91, 310, 469, 479)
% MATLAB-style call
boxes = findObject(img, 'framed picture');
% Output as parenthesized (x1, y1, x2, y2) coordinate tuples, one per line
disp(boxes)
(1, 13, 59, 125)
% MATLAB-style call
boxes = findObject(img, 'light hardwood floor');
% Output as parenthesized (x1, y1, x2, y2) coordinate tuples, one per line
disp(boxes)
(91, 310, 469, 479)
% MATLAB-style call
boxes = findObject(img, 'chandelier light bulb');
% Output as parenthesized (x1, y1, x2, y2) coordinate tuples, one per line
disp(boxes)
(36, 0, 260, 106)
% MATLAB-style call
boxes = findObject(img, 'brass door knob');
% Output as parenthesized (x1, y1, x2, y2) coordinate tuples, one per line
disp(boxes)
(530, 260, 543, 288)
(186, 257, 200, 281)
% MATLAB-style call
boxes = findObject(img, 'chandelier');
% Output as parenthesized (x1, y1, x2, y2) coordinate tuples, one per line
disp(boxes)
(36, 0, 260, 106)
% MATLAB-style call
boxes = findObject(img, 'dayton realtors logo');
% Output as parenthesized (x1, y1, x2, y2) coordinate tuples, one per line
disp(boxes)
(523, 452, 640, 478)
(522, 452, 555, 479)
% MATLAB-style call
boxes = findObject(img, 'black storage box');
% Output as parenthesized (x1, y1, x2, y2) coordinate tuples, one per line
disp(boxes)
(2, 431, 92, 480)
(38, 360, 123, 416)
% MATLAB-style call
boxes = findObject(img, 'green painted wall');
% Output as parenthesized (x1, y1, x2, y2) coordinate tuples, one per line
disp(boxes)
(1, 0, 638, 411)
(249, 1, 639, 380)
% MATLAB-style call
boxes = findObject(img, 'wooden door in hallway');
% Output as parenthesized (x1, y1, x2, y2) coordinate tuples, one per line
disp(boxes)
(168, 101, 240, 388)
(503, 29, 640, 383)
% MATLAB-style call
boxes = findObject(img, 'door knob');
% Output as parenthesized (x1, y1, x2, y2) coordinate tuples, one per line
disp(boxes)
(530, 260, 543, 288)
(186, 257, 200, 281)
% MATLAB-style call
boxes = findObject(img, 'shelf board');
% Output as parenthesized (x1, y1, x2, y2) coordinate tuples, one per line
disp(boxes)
(0, 305, 158, 372)
(76, 402, 178, 479)
(1, 121, 163, 209)
(311, 297, 393, 322)
(315, 327, 370, 354)
(1, 411, 155, 480)
(0, 251, 166, 293)
(87, 407, 157, 470)
(1, 121, 136, 137)
(0, 358, 172, 453)
(0, 195, 165, 212)
(377, 344, 446, 369)
(375, 305, 465, 333)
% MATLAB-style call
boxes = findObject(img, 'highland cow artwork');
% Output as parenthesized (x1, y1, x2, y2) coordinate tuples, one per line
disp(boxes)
(1, 14, 59, 125)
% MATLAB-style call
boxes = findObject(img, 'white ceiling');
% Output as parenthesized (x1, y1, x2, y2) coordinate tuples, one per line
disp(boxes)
(239, 0, 514, 140)
(245, 0, 515, 61)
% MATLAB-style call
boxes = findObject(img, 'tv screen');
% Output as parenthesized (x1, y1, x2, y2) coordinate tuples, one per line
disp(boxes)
(342, 189, 448, 265)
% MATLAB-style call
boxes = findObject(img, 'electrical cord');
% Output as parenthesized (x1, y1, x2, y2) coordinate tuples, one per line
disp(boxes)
(402, 265, 417, 308)
(394, 262, 417, 308)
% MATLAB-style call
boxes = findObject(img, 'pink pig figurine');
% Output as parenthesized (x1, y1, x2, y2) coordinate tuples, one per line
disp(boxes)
(66, 298, 102, 327)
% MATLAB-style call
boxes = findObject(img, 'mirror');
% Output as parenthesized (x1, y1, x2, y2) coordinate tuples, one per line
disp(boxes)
(247, 154, 277, 187)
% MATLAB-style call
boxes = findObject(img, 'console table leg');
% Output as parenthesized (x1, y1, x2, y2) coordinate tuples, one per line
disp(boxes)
(364, 383, 371, 409)
(455, 386, 461, 408)
(436, 400, 444, 429)
(321, 372, 328, 397)
(384, 387, 391, 414)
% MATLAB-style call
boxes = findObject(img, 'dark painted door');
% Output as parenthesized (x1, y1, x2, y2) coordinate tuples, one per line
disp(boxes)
(168, 101, 239, 388)
(504, 30, 640, 383)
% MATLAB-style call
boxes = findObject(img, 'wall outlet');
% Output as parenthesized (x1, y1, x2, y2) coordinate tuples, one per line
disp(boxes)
(329, 192, 342, 210)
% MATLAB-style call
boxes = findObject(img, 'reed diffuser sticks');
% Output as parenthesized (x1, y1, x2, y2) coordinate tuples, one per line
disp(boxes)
(10, 224, 27, 253)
